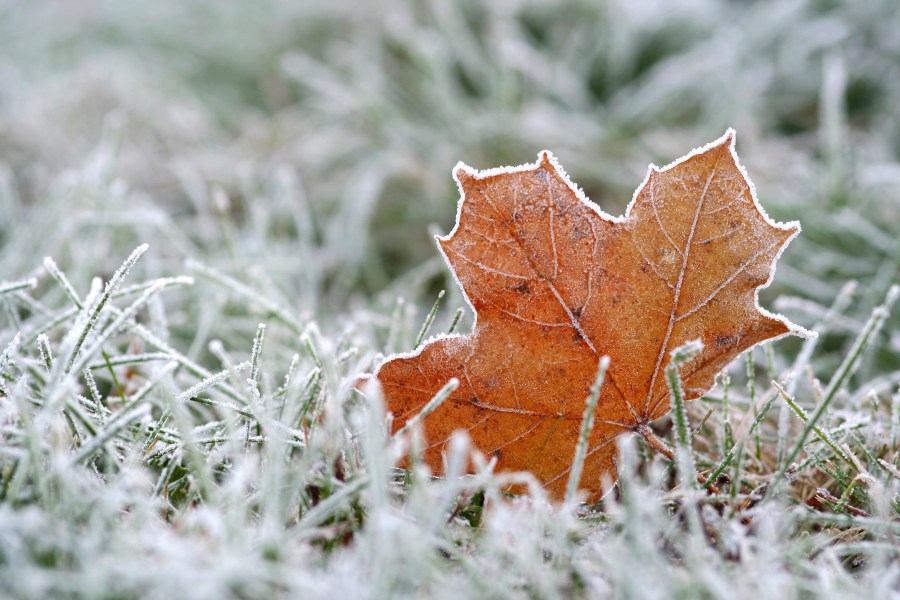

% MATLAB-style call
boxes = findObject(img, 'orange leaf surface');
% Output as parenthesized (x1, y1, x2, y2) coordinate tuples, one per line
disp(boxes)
(372, 131, 809, 502)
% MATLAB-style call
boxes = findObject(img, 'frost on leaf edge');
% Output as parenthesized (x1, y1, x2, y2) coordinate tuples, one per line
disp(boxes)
(371, 147, 608, 377)
(622, 127, 815, 342)
(372, 129, 814, 381)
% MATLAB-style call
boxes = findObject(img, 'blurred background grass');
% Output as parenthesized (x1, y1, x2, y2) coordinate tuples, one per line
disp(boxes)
(3, 0, 899, 378)
(0, 0, 898, 407)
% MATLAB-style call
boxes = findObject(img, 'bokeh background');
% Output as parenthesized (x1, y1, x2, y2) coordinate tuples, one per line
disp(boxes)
(3, 0, 899, 311)
(4, 0, 899, 387)
(1, 0, 899, 413)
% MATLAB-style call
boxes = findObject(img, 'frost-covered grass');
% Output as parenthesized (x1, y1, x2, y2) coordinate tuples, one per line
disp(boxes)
(1, 1, 900, 598)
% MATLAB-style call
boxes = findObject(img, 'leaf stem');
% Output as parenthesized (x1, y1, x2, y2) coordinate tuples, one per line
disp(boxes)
(638, 425, 720, 494)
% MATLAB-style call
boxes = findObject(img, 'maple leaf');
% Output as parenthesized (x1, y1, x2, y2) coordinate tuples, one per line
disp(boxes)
(372, 130, 809, 502)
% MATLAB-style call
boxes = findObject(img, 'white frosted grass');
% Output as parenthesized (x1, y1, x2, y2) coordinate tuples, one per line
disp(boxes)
(774, 382, 852, 466)
(81, 367, 103, 411)
(85, 352, 174, 370)
(7, 270, 900, 590)
(187, 259, 304, 335)
(175, 361, 251, 405)
(70, 404, 151, 465)
(4, 224, 898, 596)
(0, 278, 37, 297)
(62, 244, 148, 375)
(44, 256, 84, 309)
(0, 332, 20, 378)
(666, 340, 704, 492)
(248, 323, 266, 387)
(359, 379, 390, 556)
(775, 281, 858, 468)
(704, 390, 778, 489)
(112, 312, 246, 404)
(3, 281, 900, 600)
(415, 289, 445, 349)
(65, 279, 168, 377)
(566, 356, 610, 505)
(19, 275, 193, 347)
(36, 333, 53, 372)
(777, 285, 899, 486)
(392, 377, 459, 439)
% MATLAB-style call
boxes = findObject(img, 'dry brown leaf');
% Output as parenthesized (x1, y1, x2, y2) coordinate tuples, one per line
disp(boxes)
(372, 130, 809, 502)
